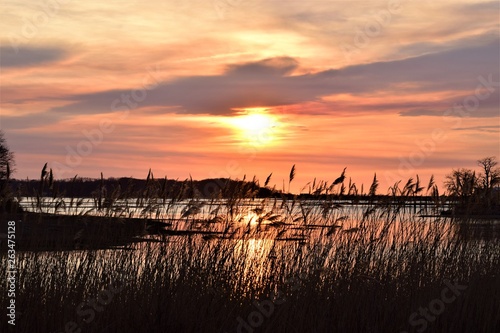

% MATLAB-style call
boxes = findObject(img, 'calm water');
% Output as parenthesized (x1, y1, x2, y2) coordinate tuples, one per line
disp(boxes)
(12, 196, 499, 298)
(17, 196, 453, 230)
(16, 196, 463, 247)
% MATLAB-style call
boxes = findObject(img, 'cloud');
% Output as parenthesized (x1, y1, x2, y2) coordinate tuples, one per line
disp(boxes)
(225, 57, 299, 77)
(396, 30, 499, 58)
(0, 113, 62, 130)
(453, 125, 500, 133)
(44, 36, 499, 117)
(458, 1, 500, 13)
(399, 88, 500, 118)
(0, 46, 67, 68)
(398, 109, 443, 117)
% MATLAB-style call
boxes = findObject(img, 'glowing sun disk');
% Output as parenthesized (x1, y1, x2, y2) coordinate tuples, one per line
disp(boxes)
(232, 112, 278, 146)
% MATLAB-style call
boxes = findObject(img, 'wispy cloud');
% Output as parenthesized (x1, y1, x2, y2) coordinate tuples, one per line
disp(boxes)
(0, 46, 67, 68)
(38, 36, 498, 117)
(453, 125, 500, 133)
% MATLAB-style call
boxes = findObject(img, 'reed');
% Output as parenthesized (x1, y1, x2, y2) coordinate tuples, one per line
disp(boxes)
(1, 167, 499, 333)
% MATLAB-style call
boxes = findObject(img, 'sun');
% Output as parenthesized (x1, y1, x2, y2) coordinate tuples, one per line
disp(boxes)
(229, 108, 279, 146)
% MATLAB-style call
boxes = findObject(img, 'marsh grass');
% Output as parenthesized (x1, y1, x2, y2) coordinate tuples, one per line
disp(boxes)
(1, 170, 499, 333)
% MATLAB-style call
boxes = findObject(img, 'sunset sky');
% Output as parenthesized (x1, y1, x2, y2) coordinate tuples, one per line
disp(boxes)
(1, 0, 499, 193)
